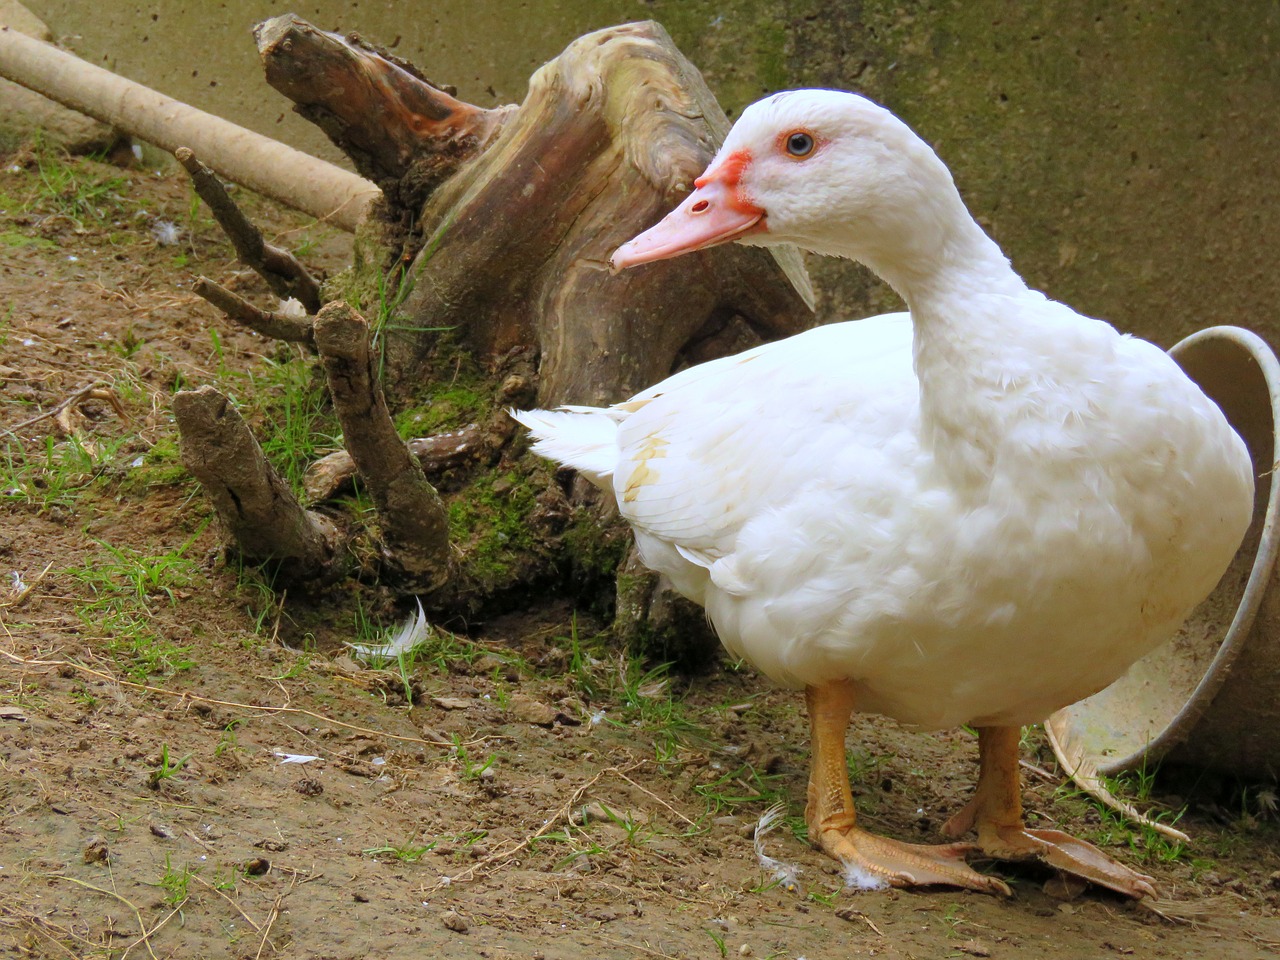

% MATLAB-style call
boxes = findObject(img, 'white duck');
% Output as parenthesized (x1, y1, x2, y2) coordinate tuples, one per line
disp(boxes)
(513, 90, 1253, 898)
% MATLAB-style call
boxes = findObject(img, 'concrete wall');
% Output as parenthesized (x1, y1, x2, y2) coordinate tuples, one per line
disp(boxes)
(24, 1, 1280, 347)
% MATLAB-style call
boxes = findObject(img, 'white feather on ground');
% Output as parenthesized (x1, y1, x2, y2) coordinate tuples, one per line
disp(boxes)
(753, 802, 803, 893)
(348, 597, 430, 660)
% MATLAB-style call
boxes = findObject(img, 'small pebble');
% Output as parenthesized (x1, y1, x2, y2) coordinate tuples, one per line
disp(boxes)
(242, 857, 271, 876)
(82, 836, 109, 864)
(738, 945, 753, 957)
(441, 909, 468, 933)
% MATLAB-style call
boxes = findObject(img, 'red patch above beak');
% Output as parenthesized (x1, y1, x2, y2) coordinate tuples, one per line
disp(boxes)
(610, 150, 766, 271)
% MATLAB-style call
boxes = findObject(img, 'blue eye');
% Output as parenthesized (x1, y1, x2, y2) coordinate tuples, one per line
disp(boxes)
(786, 132, 815, 157)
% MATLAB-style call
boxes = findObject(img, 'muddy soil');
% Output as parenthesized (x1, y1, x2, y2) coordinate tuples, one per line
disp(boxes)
(1, 149, 1278, 960)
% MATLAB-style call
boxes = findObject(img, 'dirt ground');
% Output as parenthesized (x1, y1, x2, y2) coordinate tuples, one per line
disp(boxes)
(2, 147, 1279, 960)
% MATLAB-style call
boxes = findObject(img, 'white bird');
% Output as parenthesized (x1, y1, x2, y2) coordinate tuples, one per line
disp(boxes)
(513, 89, 1253, 897)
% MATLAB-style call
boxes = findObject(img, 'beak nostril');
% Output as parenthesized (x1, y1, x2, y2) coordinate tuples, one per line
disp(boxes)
(691, 200, 710, 213)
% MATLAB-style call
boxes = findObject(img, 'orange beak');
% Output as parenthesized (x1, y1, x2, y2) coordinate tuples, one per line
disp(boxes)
(610, 151, 765, 271)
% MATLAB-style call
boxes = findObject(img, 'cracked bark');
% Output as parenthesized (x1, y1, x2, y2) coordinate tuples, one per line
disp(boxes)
(254, 15, 814, 407)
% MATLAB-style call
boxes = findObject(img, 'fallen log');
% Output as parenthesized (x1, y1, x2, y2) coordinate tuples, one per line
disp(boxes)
(0, 24, 379, 230)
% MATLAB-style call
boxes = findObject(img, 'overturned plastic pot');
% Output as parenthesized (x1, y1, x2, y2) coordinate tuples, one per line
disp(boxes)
(1049, 325, 1280, 809)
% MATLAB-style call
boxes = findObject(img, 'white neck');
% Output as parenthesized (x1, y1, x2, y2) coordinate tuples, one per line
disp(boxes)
(853, 184, 1037, 484)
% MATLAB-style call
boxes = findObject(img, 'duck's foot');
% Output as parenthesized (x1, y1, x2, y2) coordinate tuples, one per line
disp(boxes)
(973, 825, 1158, 900)
(817, 825, 1011, 896)
(804, 683, 1011, 897)
(944, 726, 1158, 900)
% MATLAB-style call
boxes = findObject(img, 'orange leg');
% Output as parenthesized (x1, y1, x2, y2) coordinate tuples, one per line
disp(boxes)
(805, 682, 1010, 895)
(942, 726, 1157, 899)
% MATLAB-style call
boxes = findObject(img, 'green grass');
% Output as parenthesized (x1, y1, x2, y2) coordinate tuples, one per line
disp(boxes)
(451, 737, 497, 782)
(1055, 768, 1192, 865)
(66, 537, 202, 680)
(0, 230, 56, 249)
(19, 146, 129, 225)
(706, 929, 728, 958)
(245, 352, 340, 491)
(118, 436, 190, 493)
(148, 743, 192, 788)
(693, 759, 787, 815)
(2, 434, 107, 513)
(363, 839, 436, 863)
(154, 855, 194, 907)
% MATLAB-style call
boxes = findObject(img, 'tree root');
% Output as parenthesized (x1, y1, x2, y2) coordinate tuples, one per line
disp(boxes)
(192, 277, 317, 347)
(172, 386, 348, 585)
(304, 423, 487, 502)
(312, 302, 452, 593)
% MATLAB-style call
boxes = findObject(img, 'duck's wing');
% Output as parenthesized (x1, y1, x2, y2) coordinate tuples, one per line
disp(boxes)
(614, 313, 917, 569)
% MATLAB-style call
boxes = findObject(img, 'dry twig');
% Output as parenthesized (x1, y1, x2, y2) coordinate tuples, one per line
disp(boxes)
(45, 874, 170, 960)
(1, 562, 52, 610)
(254, 896, 283, 960)
(192, 277, 316, 347)
(0, 382, 123, 439)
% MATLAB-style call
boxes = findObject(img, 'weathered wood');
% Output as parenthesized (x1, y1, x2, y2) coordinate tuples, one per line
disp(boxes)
(193, 277, 316, 347)
(174, 18, 818, 621)
(304, 423, 488, 503)
(256, 18, 815, 408)
(312, 302, 452, 593)
(254, 14, 513, 209)
(388, 21, 814, 407)
(173, 386, 346, 584)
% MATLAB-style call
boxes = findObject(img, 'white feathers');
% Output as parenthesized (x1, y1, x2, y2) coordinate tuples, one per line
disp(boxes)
(841, 860, 890, 892)
(508, 407, 618, 489)
(512, 90, 1252, 732)
(275, 752, 321, 764)
(277, 297, 308, 319)
(348, 597, 430, 660)
(752, 802, 803, 893)
(149, 219, 182, 246)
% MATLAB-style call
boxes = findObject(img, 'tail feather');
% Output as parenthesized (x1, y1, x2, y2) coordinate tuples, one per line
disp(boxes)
(509, 407, 619, 489)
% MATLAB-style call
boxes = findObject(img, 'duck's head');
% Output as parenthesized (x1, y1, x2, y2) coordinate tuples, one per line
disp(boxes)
(611, 89, 963, 275)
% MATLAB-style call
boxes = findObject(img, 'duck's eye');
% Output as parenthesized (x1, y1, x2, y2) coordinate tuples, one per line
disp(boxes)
(785, 131, 815, 158)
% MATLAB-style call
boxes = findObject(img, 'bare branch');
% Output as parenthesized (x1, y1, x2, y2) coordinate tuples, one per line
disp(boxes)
(193, 276, 316, 347)
(304, 423, 487, 502)
(176, 147, 323, 313)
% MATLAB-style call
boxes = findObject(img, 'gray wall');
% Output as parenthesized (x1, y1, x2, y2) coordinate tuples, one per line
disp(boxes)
(27, 1, 1280, 347)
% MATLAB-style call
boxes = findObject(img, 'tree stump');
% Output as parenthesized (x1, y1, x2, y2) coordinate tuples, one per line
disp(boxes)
(254, 16, 813, 404)
(176, 17, 814, 645)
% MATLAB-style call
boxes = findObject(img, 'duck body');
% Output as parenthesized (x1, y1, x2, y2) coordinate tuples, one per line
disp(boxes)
(526, 299, 1249, 731)
(515, 88, 1253, 896)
